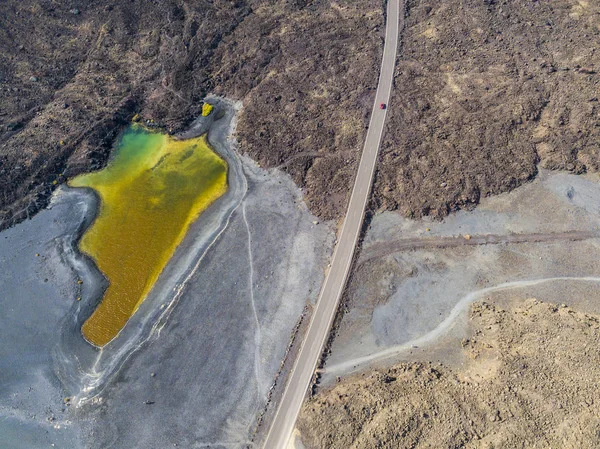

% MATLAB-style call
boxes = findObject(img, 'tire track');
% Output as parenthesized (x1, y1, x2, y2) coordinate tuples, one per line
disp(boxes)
(360, 230, 598, 266)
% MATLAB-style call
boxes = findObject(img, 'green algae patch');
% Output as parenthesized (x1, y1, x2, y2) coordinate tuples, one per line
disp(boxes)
(70, 126, 227, 347)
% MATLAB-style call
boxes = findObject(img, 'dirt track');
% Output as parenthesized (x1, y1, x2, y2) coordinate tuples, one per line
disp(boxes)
(360, 230, 598, 265)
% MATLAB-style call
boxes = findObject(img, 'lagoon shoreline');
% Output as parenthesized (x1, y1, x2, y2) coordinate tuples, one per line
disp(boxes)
(55, 97, 249, 402)
(0, 98, 247, 446)
(0, 97, 334, 448)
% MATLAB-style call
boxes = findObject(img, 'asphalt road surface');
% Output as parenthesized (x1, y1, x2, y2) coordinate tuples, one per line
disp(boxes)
(261, 0, 401, 447)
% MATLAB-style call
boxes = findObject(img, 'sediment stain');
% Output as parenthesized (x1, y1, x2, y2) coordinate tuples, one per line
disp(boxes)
(70, 126, 227, 346)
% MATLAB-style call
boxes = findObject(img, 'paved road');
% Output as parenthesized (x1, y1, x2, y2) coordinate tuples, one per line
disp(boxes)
(262, 1, 401, 447)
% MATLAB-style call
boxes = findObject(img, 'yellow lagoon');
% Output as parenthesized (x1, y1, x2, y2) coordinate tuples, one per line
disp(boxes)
(70, 126, 227, 347)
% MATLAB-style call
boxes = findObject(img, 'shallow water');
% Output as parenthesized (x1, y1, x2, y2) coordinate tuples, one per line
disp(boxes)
(70, 127, 227, 346)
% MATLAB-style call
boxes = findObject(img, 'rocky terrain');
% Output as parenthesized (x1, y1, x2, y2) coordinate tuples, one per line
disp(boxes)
(298, 297, 600, 448)
(375, 0, 600, 219)
(0, 0, 383, 230)
(4, 0, 600, 229)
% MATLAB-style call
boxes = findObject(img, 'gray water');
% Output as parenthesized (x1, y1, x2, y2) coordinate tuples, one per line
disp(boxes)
(0, 188, 91, 448)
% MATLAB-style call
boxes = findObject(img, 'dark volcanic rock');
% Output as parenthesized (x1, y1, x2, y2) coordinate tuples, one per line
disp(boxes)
(0, 0, 383, 229)
(376, 0, 600, 220)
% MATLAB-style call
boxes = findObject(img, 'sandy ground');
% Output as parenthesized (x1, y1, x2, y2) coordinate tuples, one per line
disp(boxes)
(323, 169, 600, 382)
(299, 296, 600, 448)
(0, 101, 333, 448)
(296, 169, 600, 448)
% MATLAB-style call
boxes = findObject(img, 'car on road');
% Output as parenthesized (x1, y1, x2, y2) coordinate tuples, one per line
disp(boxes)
(380, 103, 386, 110)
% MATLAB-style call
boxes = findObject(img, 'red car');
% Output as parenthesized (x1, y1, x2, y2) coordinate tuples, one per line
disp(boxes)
(380, 103, 386, 110)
